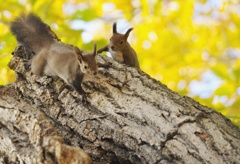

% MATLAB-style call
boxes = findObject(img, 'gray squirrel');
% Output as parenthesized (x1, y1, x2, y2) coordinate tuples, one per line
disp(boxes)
(97, 22, 140, 69)
(10, 13, 98, 102)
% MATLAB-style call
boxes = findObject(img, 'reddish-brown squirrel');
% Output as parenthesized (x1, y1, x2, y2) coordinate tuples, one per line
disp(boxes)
(97, 22, 140, 69)
(10, 13, 98, 102)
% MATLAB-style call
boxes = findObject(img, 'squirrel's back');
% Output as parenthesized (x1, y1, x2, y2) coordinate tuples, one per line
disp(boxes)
(10, 13, 55, 53)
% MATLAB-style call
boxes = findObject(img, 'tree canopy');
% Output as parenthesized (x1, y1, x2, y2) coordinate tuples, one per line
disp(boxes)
(0, 0, 239, 126)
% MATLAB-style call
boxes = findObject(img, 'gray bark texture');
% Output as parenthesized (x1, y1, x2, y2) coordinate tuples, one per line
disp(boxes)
(0, 46, 240, 164)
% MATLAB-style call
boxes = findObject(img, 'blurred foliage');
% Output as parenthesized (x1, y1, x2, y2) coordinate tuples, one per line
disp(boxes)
(0, 0, 239, 126)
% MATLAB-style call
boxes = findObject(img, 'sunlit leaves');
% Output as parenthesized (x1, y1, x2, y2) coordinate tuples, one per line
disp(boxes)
(215, 82, 235, 96)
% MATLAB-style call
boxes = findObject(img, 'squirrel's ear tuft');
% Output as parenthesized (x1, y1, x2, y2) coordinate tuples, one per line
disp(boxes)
(124, 28, 133, 40)
(113, 22, 117, 34)
(92, 42, 97, 56)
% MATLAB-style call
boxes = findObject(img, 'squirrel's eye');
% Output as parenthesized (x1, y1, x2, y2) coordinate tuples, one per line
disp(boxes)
(84, 65, 88, 69)
(120, 41, 123, 44)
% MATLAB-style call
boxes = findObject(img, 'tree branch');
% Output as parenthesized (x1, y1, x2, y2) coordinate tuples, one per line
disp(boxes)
(0, 46, 240, 163)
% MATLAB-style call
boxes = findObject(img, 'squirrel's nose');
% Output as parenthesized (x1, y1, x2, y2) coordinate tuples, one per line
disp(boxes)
(111, 46, 115, 50)
(93, 72, 97, 75)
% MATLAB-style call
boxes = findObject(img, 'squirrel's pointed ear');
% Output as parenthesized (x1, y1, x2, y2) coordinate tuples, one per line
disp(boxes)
(92, 42, 97, 56)
(76, 54, 83, 64)
(113, 22, 117, 34)
(74, 46, 83, 63)
(124, 28, 133, 40)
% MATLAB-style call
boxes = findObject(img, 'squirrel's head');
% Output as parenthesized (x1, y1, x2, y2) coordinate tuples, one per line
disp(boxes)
(74, 43, 98, 75)
(109, 22, 133, 52)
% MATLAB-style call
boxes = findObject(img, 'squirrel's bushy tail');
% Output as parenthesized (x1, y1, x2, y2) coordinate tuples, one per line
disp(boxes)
(10, 13, 55, 53)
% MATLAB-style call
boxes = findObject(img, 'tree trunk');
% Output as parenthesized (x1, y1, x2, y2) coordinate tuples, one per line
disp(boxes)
(0, 46, 240, 164)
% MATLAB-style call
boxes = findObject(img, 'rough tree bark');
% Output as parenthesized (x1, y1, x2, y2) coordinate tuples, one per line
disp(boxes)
(0, 46, 240, 164)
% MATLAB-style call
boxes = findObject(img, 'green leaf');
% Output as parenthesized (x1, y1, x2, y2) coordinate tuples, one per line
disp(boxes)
(214, 82, 235, 96)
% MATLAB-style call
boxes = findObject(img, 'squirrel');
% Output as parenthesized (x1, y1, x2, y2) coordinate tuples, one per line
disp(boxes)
(97, 22, 140, 69)
(10, 13, 98, 103)
(11, 24, 60, 59)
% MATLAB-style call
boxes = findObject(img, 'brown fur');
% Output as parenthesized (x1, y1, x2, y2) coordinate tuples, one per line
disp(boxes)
(11, 13, 98, 102)
(97, 22, 140, 69)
